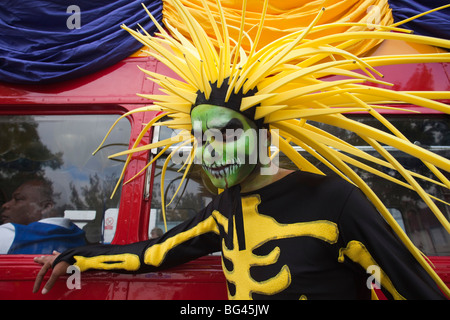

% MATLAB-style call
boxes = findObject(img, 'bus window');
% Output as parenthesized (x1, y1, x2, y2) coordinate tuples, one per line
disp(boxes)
(149, 162, 217, 236)
(148, 114, 449, 256)
(303, 114, 450, 256)
(0, 114, 130, 254)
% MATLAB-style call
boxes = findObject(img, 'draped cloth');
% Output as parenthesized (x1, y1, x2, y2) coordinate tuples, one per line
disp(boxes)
(0, 0, 163, 84)
(0, 0, 448, 84)
(389, 0, 450, 39)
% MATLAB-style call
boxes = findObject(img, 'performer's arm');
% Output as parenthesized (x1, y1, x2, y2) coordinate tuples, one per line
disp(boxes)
(338, 187, 448, 300)
(33, 204, 221, 293)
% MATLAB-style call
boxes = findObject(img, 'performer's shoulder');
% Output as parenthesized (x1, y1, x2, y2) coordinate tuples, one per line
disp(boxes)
(290, 170, 355, 190)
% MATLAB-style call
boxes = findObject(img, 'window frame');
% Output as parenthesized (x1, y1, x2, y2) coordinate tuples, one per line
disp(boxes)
(0, 103, 160, 247)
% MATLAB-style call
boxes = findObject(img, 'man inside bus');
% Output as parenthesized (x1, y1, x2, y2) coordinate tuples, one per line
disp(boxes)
(0, 178, 86, 254)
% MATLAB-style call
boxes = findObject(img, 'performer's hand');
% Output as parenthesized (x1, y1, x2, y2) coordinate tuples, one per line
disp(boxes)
(33, 251, 69, 294)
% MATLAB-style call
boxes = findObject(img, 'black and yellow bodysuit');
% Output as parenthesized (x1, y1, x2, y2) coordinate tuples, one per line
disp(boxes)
(54, 171, 446, 299)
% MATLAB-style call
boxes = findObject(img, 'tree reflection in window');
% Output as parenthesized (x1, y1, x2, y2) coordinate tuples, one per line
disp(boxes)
(0, 115, 130, 244)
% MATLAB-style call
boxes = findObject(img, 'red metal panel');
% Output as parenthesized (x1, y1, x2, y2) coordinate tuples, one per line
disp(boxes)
(0, 255, 226, 300)
(429, 256, 450, 286)
(0, 57, 448, 300)
(126, 256, 228, 300)
(371, 62, 450, 92)
(0, 57, 157, 105)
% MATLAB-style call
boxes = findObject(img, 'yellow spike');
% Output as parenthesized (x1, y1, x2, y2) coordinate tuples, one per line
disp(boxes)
(283, 118, 444, 189)
(164, 20, 200, 56)
(344, 53, 450, 70)
(108, 134, 187, 158)
(292, 46, 383, 80)
(346, 87, 450, 114)
(108, 112, 170, 197)
(200, 60, 212, 100)
(166, 141, 195, 207)
(182, 54, 204, 92)
(265, 88, 351, 108)
(240, 93, 276, 112)
(335, 151, 448, 198)
(257, 60, 354, 95)
(275, 121, 355, 184)
(262, 79, 364, 106)
(153, 117, 192, 127)
(139, 49, 199, 89)
(264, 107, 369, 123)
(215, 0, 231, 76)
(297, 31, 450, 52)
(366, 108, 450, 189)
(242, 44, 363, 93)
(271, 129, 323, 175)
(313, 114, 450, 171)
(229, 0, 247, 83)
(254, 105, 288, 120)
(140, 3, 167, 35)
(282, 120, 442, 196)
(159, 134, 194, 232)
(246, 0, 269, 61)
(217, 47, 226, 88)
(138, 66, 196, 92)
(122, 25, 199, 87)
(136, 94, 188, 107)
(124, 145, 171, 185)
(199, 0, 223, 46)
(300, 121, 448, 189)
(92, 106, 167, 155)
(160, 77, 197, 99)
(164, 124, 193, 130)
(158, 102, 192, 114)
(157, 87, 197, 105)
(169, 0, 218, 82)
(243, 7, 326, 92)
(366, 137, 450, 233)
(225, 66, 243, 103)
(306, 21, 412, 35)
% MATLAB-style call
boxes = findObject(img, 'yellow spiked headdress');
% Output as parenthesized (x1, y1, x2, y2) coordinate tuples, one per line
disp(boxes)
(97, 0, 450, 296)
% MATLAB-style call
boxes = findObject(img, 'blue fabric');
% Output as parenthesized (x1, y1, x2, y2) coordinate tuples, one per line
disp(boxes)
(0, 0, 163, 84)
(8, 221, 86, 254)
(0, 1, 447, 85)
(388, 0, 450, 40)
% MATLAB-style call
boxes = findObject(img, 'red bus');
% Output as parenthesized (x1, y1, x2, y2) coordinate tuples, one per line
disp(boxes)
(0, 41, 448, 300)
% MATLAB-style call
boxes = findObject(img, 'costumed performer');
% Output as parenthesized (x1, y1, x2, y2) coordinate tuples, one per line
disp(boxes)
(33, 0, 450, 300)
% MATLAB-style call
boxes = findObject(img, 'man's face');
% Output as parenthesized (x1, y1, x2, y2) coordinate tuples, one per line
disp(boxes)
(1, 183, 48, 225)
(191, 104, 259, 189)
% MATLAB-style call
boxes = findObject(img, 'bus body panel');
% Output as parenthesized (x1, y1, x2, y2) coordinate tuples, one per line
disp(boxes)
(0, 55, 448, 300)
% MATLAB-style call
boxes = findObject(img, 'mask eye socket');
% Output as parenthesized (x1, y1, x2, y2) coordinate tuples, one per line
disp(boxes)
(220, 118, 244, 143)
(221, 128, 243, 142)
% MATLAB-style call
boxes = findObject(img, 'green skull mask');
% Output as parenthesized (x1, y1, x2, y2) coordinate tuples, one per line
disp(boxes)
(191, 104, 261, 189)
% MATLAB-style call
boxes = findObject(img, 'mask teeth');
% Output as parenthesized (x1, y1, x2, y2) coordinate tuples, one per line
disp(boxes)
(203, 160, 241, 178)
